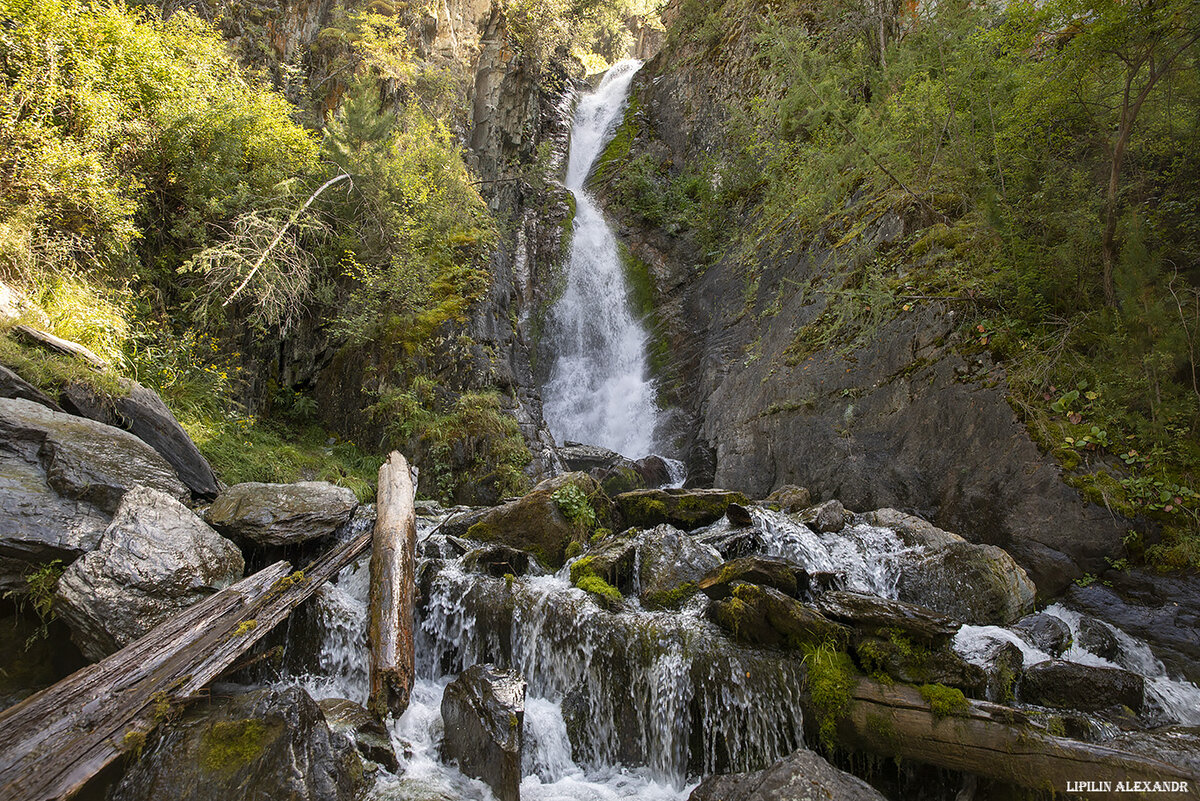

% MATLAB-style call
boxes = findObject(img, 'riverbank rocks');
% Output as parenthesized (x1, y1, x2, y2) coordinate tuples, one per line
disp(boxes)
(866, 509, 963, 549)
(815, 591, 959, 646)
(206, 481, 357, 546)
(698, 556, 807, 600)
(1, 397, 189, 586)
(1011, 613, 1072, 657)
(615, 488, 749, 530)
(464, 473, 608, 568)
(803, 499, 848, 533)
(55, 487, 244, 660)
(1019, 660, 1145, 713)
(463, 544, 541, 578)
(318, 698, 399, 773)
(440, 664, 525, 801)
(708, 582, 848, 651)
(637, 524, 721, 609)
(112, 686, 363, 801)
(59, 379, 219, 499)
(1076, 615, 1121, 661)
(689, 747, 888, 801)
(764, 485, 811, 513)
(897, 540, 1035, 625)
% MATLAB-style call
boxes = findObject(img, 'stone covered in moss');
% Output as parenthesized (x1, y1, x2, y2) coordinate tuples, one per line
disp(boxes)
(464, 472, 610, 568)
(615, 488, 749, 531)
(636, 524, 721, 609)
(708, 583, 848, 651)
(853, 633, 985, 695)
(815, 590, 959, 646)
(698, 556, 806, 601)
(111, 686, 363, 801)
(897, 540, 1036, 626)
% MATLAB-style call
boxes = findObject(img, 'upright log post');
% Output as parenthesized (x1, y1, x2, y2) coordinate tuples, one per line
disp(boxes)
(368, 450, 418, 718)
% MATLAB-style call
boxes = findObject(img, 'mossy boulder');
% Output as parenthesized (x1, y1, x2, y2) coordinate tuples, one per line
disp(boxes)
(708, 583, 848, 651)
(814, 591, 960, 647)
(698, 556, 806, 601)
(111, 686, 363, 801)
(317, 698, 398, 773)
(598, 465, 645, 496)
(615, 488, 749, 531)
(464, 472, 610, 569)
(853, 634, 985, 694)
(896, 540, 1036, 626)
(763, 484, 812, 513)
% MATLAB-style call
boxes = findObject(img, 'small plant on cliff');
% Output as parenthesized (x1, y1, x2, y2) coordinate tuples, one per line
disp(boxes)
(552, 484, 598, 534)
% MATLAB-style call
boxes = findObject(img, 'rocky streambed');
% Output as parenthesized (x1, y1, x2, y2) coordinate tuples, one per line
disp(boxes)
(2, 372, 1198, 800)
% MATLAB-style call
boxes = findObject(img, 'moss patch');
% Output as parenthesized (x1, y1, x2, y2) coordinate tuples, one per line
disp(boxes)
(642, 581, 698, 610)
(803, 642, 858, 750)
(919, 683, 969, 720)
(199, 718, 280, 774)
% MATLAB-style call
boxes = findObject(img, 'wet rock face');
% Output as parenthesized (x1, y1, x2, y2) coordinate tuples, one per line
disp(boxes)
(462, 544, 541, 578)
(55, 487, 244, 660)
(698, 556, 807, 601)
(318, 698, 399, 773)
(440, 664, 526, 801)
(815, 591, 959, 647)
(636, 524, 721, 608)
(1019, 660, 1145, 713)
(615, 488, 749, 530)
(0, 397, 190, 586)
(688, 747, 888, 801)
(112, 686, 363, 801)
(206, 481, 358, 546)
(0, 365, 62, 411)
(1011, 613, 1072, 657)
(1076, 615, 1121, 661)
(463, 472, 607, 568)
(896, 540, 1035, 626)
(804, 499, 848, 533)
(707, 582, 848, 651)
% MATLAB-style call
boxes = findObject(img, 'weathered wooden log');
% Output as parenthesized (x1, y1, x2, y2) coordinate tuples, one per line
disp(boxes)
(835, 678, 1198, 797)
(0, 524, 372, 801)
(368, 450, 418, 718)
(11, 324, 109, 369)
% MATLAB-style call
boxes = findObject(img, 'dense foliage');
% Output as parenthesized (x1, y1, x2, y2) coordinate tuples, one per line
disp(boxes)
(610, 0, 1200, 568)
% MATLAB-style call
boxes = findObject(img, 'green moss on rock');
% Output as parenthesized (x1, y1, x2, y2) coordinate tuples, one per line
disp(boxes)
(199, 719, 280, 774)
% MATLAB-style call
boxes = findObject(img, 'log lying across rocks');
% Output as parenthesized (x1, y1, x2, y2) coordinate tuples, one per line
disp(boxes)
(0, 524, 373, 801)
(836, 679, 1198, 797)
(368, 450, 418, 718)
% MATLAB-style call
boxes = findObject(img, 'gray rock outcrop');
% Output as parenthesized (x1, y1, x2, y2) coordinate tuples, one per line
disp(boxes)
(637, 524, 721, 608)
(441, 664, 526, 801)
(0, 397, 188, 586)
(1019, 660, 1145, 713)
(206, 481, 357, 546)
(689, 747, 888, 801)
(56, 487, 244, 660)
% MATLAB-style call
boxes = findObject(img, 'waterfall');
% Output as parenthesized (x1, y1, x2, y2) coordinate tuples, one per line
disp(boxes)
(542, 60, 661, 459)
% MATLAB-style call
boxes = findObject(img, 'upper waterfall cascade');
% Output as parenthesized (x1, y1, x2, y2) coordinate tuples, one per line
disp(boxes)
(542, 60, 661, 459)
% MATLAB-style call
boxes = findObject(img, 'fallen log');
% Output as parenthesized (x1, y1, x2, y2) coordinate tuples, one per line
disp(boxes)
(368, 450, 418, 718)
(835, 678, 1198, 797)
(0, 523, 372, 801)
(11, 324, 109, 369)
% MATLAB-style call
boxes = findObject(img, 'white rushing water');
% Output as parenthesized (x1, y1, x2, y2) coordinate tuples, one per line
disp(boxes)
(542, 60, 661, 459)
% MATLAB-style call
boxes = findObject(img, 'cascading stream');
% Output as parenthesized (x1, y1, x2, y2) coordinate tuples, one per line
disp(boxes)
(542, 60, 661, 459)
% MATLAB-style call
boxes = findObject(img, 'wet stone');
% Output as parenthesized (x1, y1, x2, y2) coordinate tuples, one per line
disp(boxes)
(1019, 660, 1145, 713)
(440, 664, 526, 801)
(1011, 613, 1072, 657)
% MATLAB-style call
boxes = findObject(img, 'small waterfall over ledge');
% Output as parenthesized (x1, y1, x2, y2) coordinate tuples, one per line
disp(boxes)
(542, 60, 661, 459)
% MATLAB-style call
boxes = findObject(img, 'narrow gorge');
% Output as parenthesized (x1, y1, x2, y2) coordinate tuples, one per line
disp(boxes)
(1, 0, 1199, 799)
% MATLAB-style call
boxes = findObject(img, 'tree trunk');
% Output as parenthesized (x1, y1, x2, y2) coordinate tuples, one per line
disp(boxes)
(833, 679, 1197, 794)
(368, 450, 418, 718)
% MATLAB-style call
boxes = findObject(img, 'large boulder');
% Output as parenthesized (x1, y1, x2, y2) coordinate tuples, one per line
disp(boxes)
(1011, 613, 1072, 657)
(615, 488, 749, 530)
(688, 747, 888, 801)
(112, 686, 363, 801)
(803, 499, 848, 534)
(59, 379, 219, 499)
(206, 481, 358, 547)
(698, 556, 807, 601)
(896, 540, 1035, 625)
(55, 487, 244, 660)
(764, 484, 812, 513)
(464, 473, 608, 568)
(0, 365, 62, 411)
(0, 398, 188, 586)
(440, 664, 525, 801)
(1019, 660, 1145, 713)
(866, 509, 964, 549)
(1076, 615, 1121, 661)
(815, 591, 959, 647)
(637, 524, 722, 609)
(707, 583, 848, 651)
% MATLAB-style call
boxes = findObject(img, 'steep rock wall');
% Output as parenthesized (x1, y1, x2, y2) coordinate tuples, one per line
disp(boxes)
(593, 44, 1128, 597)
